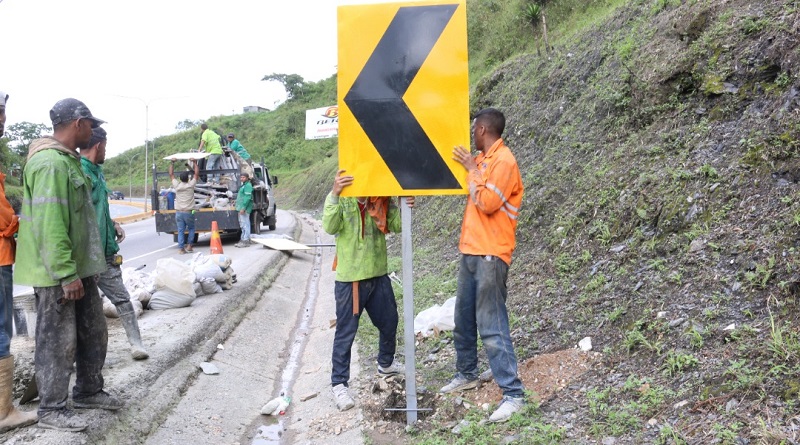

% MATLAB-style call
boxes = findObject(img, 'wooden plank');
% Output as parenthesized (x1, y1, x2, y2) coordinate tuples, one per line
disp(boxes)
(251, 238, 311, 251)
(162, 152, 212, 160)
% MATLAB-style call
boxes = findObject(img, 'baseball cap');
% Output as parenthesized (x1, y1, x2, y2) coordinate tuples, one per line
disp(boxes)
(49, 98, 106, 128)
(0, 92, 7, 106)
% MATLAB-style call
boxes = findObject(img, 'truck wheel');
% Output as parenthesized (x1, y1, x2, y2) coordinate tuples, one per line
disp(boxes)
(251, 211, 262, 235)
(267, 214, 277, 231)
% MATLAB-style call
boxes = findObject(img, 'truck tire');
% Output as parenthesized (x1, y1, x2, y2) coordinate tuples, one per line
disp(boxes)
(267, 214, 277, 231)
(251, 211, 262, 235)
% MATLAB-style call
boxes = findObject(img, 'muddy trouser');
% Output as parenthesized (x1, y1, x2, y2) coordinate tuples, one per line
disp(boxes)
(0, 265, 13, 357)
(96, 256, 135, 317)
(34, 276, 108, 414)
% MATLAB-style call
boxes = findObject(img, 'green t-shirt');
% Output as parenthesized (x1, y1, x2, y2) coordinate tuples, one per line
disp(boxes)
(229, 139, 251, 160)
(202, 129, 223, 154)
(236, 181, 254, 213)
(81, 157, 119, 257)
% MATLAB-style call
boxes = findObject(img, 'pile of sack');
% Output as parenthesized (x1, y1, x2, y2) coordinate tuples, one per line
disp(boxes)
(101, 252, 237, 316)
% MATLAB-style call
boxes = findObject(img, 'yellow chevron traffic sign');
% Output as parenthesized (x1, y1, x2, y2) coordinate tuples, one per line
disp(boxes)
(337, 0, 469, 196)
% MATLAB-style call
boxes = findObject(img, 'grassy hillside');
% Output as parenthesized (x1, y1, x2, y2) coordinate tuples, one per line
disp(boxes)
(400, 0, 800, 443)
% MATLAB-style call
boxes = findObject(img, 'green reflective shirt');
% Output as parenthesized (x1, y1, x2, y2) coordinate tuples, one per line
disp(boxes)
(236, 181, 254, 213)
(15, 141, 106, 287)
(81, 157, 119, 257)
(201, 129, 223, 155)
(321, 193, 401, 282)
(229, 139, 251, 160)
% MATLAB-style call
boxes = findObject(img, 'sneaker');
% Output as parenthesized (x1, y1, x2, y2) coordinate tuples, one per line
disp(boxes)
(479, 368, 494, 382)
(377, 360, 404, 377)
(235, 241, 251, 248)
(73, 390, 124, 410)
(488, 396, 525, 423)
(178, 248, 186, 254)
(37, 409, 87, 432)
(331, 384, 355, 411)
(439, 374, 479, 393)
(185, 245, 194, 253)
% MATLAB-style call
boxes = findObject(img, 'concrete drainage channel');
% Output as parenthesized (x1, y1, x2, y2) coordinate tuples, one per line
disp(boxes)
(251, 227, 324, 444)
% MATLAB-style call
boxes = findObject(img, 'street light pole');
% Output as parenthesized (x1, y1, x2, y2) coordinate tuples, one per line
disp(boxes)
(111, 94, 187, 213)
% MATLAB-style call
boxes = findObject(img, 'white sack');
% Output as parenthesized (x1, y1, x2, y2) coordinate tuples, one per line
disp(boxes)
(149, 288, 195, 310)
(154, 258, 196, 297)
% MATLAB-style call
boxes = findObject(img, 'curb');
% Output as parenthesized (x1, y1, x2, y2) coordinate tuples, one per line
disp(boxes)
(113, 212, 153, 224)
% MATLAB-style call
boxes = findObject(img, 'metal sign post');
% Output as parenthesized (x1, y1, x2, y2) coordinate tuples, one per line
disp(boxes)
(401, 199, 417, 425)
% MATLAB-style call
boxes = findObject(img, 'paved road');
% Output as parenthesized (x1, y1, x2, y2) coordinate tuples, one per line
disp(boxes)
(3, 208, 307, 445)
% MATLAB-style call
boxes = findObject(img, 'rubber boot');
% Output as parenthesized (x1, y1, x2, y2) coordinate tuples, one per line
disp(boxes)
(119, 311, 149, 360)
(0, 355, 38, 432)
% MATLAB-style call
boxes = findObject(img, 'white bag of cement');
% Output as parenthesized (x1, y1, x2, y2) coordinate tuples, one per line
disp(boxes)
(149, 288, 195, 310)
(154, 258, 196, 297)
(414, 297, 456, 337)
(130, 288, 152, 306)
(200, 277, 222, 294)
(102, 297, 144, 318)
(208, 254, 232, 270)
(213, 197, 230, 210)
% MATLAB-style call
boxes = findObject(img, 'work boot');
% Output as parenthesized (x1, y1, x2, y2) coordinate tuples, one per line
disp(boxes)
(0, 355, 38, 433)
(178, 248, 186, 255)
(185, 245, 194, 253)
(37, 408, 85, 432)
(119, 310, 149, 360)
(73, 390, 123, 410)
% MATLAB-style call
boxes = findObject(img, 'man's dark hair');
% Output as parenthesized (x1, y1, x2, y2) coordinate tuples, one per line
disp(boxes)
(474, 108, 505, 137)
(200, 123, 209, 131)
(88, 127, 107, 148)
(180, 171, 190, 183)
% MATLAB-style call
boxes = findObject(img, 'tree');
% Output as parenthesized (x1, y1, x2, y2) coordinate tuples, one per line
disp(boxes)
(262, 73, 307, 99)
(175, 119, 202, 131)
(5, 122, 50, 159)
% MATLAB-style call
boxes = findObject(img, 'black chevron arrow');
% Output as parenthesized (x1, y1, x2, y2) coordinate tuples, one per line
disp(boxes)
(344, 4, 461, 190)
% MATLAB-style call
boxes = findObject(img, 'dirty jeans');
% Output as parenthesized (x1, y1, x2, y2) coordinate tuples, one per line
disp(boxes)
(331, 275, 398, 387)
(175, 211, 195, 249)
(0, 265, 12, 357)
(206, 154, 222, 182)
(34, 276, 108, 414)
(97, 256, 135, 317)
(453, 254, 524, 398)
(238, 212, 251, 242)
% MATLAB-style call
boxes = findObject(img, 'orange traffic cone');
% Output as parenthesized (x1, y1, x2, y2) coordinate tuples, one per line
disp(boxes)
(210, 220, 223, 254)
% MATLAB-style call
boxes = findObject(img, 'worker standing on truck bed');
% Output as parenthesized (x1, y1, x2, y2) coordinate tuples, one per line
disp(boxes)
(198, 123, 223, 183)
(234, 173, 253, 248)
(169, 158, 200, 254)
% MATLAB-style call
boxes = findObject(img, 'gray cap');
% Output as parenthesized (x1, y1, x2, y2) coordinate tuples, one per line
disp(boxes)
(49, 98, 106, 128)
(0, 92, 7, 106)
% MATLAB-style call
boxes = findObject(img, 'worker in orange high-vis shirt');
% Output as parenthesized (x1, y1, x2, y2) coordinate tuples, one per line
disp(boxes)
(441, 107, 526, 424)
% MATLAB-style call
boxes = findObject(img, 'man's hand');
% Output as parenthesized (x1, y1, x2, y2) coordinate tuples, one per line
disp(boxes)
(114, 222, 126, 243)
(453, 145, 478, 172)
(403, 196, 416, 208)
(170, 158, 177, 163)
(239, 210, 245, 215)
(62, 278, 85, 301)
(332, 169, 354, 197)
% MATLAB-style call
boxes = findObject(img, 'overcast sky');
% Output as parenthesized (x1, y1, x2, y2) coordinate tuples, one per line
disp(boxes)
(2, 0, 385, 158)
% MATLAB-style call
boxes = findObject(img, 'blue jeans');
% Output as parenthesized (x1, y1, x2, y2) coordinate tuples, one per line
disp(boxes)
(238, 212, 251, 241)
(331, 275, 398, 387)
(176, 211, 195, 249)
(453, 254, 524, 397)
(206, 154, 222, 182)
(0, 265, 12, 357)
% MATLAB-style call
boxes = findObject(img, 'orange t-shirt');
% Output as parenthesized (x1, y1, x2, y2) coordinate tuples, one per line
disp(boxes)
(0, 171, 19, 266)
(458, 139, 523, 265)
